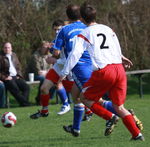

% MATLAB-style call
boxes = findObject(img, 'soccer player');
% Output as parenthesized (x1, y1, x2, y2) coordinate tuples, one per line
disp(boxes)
(50, 19, 73, 114)
(58, 3, 144, 141)
(52, 4, 90, 136)
(53, 4, 120, 137)
(30, 20, 73, 118)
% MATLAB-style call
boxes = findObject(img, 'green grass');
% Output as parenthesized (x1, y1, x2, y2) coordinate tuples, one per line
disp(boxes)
(0, 74, 149, 147)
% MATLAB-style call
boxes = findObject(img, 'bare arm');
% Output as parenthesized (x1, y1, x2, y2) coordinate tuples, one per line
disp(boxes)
(122, 55, 133, 69)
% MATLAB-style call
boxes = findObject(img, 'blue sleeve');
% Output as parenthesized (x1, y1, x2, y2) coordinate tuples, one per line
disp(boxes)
(53, 29, 64, 51)
(49, 40, 55, 54)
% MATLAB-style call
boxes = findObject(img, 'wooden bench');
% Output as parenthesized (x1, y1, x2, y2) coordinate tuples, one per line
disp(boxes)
(26, 70, 150, 99)
(26, 80, 59, 104)
(6, 81, 40, 108)
(6, 80, 60, 108)
(5, 69, 149, 107)
(26, 80, 40, 85)
(126, 69, 150, 98)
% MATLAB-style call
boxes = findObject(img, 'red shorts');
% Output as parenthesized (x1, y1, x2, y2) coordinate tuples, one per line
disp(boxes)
(83, 64, 127, 106)
(46, 68, 74, 92)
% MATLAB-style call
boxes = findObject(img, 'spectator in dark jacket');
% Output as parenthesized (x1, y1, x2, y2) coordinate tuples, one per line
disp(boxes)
(0, 42, 30, 107)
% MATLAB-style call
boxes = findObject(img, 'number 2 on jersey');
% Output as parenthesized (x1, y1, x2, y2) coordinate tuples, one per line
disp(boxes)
(97, 33, 109, 49)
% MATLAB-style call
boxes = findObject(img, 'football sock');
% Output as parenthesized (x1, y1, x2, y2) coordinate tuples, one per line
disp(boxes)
(41, 106, 48, 114)
(103, 101, 118, 115)
(57, 87, 69, 106)
(90, 102, 112, 120)
(40, 94, 50, 107)
(73, 103, 84, 131)
(122, 114, 140, 138)
(85, 106, 93, 115)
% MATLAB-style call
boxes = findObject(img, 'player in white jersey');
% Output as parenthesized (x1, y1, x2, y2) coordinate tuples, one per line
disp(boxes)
(58, 3, 144, 141)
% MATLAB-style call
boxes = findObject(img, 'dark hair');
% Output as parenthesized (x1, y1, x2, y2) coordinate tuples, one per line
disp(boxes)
(52, 19, 64, 28)
(66, 4, 80, 21)
(80, 3, 96, 24)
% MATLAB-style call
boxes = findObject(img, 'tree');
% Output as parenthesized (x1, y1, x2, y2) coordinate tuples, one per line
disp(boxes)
(0, 0, 149, 75)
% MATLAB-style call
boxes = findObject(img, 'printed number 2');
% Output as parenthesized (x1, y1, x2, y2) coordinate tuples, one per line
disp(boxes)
(97, 33, 109, 49)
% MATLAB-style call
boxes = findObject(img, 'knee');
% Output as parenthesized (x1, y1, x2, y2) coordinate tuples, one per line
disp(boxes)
(40, 84, 49, 94)
(79, 93, 84, 101)
(113, 104, 129, 117)
(114, 105, 124, 112)
(79, 93, 86, 103)
(73, 97, 81, 104)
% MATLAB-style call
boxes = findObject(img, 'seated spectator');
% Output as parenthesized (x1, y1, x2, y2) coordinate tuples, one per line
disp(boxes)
(0, 42, 30, 107)
(27, 41, 55, 105)
(0, 80, 6, 108)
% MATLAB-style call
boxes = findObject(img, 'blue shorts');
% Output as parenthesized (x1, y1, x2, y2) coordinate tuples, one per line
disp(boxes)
(72, 62, 92, 91)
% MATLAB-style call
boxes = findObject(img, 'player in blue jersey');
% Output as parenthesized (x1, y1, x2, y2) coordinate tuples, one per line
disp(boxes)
(50, 19, 73, 114)
(53, 4, 118, 137)
(52, 4, 88, 136)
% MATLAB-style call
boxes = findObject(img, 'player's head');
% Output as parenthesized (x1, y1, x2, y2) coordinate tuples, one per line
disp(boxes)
(52, 19, 64, 34)
(80, 3, 96, 24)
(66, 4, 80, 21)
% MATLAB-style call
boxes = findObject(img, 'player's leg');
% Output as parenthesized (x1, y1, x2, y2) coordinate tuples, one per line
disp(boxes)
(57, 82, 71, 115)
(30, 69, 57, 119)
(82, 105, 93, 121)
(100, 98, 143, 131)
(109, 64, 144, 141)
(100, 94, 118, 115)
(128, 109, 143, 131)
(73, 63, 93, 122)
(113, 104, 144, 141)
(80, 66, 122, 136)
(30, 79, 54, 119)
(80, 92, 119, 135)
(63, 83, 84, 137)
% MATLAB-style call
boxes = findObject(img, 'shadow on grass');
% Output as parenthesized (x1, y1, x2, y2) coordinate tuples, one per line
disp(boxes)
(0, 136, 102, 146)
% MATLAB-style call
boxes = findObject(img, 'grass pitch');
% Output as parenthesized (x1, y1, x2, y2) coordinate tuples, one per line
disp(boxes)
(0, 74, 149, 147)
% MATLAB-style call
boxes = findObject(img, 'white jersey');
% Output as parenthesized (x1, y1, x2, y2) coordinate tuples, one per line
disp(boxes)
(56, 48, 66, 66)
(53, 48, 73, 81)
(53, 48, 65, 75)
(61, 24, 122, 77)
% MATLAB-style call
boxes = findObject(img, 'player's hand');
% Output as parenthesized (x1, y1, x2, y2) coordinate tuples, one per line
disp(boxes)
(38, 70, 47, 76)
(122, 56, 133, 69)
(49, 42, 54, 48)
(46, 56, 57, 64)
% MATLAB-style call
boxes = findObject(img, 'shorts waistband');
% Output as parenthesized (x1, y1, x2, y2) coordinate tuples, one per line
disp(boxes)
(94, 64, 122, 71)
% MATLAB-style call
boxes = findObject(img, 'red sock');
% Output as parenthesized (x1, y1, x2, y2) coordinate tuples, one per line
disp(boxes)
(90, 102, 112, 120)
(122, 115, 140, 138)
(41, 109, 48, 114)
(85, 106, 93, 115)
(40, 94, 50, 107)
